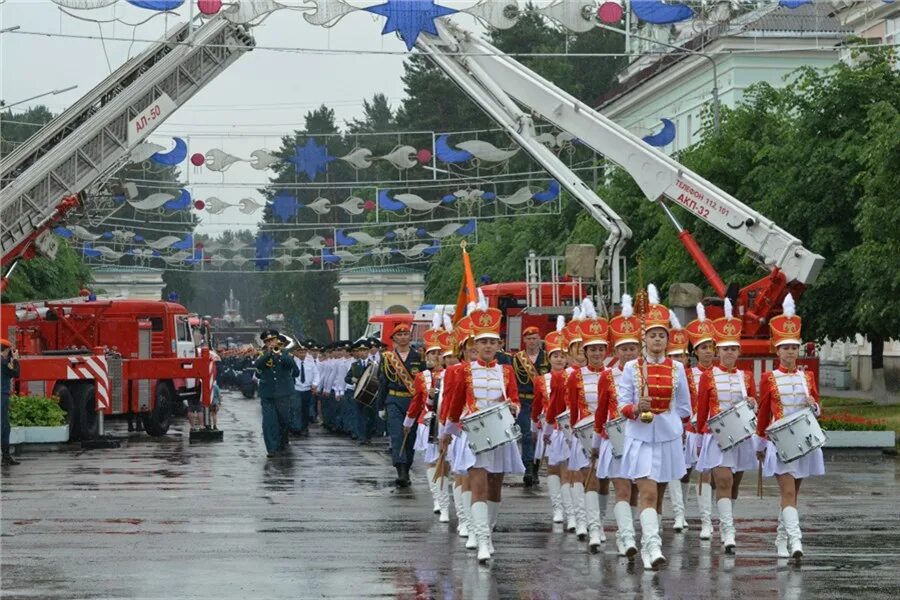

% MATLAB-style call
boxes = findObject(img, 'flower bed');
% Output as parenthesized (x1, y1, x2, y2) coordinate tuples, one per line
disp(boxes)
(819, 413, 888, 431)
(819, 412, 894, 448)
(9, 394, 70, 444)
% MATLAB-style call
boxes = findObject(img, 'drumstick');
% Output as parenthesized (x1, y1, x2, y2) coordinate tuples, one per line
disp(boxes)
(584, 457, 596, 486)
(432, 446, 448, 483)
(757, 457, 764, 498)
(399, 429, 410, 456)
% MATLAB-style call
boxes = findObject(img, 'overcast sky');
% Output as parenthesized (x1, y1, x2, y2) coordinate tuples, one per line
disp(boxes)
(0, 1, 490, 236)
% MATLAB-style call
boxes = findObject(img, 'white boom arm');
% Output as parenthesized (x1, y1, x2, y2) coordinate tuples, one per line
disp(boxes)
(420, 20, 824, 289)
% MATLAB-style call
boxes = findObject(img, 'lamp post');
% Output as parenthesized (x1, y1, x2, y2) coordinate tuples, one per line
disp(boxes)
(0, 84, 78, 110)
(332, 306, 339, 342)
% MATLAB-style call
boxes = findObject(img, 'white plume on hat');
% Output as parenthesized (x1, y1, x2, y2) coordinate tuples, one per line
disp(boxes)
(648, 283, 660, 305)
(443, 314, 453, 332)
(466, 301, 477, 316)
(476, 287, 489, 311)
(782, 293, 796, 318)
(571, 306, 582, 321)
(669, 311, 683, 330)
(431, 310, 442, 330)
(621, 294, 634, 318)
(724, 297, 734, 320)
(696, 302, 706, 322)
(581, 296, 598, 320)
(556, 315, 566, 333)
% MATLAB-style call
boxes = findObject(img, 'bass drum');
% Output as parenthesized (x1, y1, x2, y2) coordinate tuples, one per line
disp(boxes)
(354, 363, 380, 406)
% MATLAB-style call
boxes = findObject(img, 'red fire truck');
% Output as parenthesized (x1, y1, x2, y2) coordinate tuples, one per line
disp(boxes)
(1, 297, 214, 439)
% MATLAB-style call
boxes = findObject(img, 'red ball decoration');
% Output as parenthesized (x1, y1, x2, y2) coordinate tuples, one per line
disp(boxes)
(194, 200, 206, 211)
(198, 0, 223, 16)
(195, 242, 204, 250)
(416, 148, 433, 164)
(190, 153, 206, 166)
(598, 1, 623, 24)
(312, 257, 321, 264)
(363, 200, 376, 211)
(324, 237, 334, 247)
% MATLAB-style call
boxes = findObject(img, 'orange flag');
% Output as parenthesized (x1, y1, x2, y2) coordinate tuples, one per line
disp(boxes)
(453, 245, 477, 325)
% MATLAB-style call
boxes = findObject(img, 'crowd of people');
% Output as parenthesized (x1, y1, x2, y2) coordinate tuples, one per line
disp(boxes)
(245, 286, 824, 570)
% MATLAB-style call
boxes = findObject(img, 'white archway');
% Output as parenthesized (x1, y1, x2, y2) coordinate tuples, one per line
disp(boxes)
(335, 266, 425, 339)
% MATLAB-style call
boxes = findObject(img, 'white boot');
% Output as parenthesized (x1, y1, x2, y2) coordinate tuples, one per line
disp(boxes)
(585, 491, 604, 553)
(471, 501, 492, 563)
(698, 482, 713, 540)
(547, 474, 564, 523)
(463, 491, 478, 550)
(614, 501, 637, 559)
(782, 506, 803, 559)
(717, 497, 736, 553)
(572, 482, 588, 540)
(680, 482, 690, 530)
(670, 481, 686, 532)
(775, 509, 789, 558)
(597, 494, 609, 543)
(438, 479, 451, 523)
(453, 485, 468, 537)
(640, 508, 666, 569)
(426, 467, 441, 514)
(487, 501, 499, 554)
(561, 483, 576, 532)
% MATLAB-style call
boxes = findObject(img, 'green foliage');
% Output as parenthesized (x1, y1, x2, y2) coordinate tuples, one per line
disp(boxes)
(2, 242, 93, 303)
(9, 394, 67, 427)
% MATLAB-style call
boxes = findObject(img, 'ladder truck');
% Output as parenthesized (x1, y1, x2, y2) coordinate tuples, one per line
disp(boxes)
(0, 15, 255, 438)
(414, 18, 824, 373)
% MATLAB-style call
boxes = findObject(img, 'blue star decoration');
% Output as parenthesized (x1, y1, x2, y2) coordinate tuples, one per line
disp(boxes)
(271, 189, 300, 222)
(364, 0, 457, 51)
(288, 138, 335, 181)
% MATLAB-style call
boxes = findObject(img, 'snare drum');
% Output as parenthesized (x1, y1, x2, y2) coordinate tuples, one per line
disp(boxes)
(604, 416, 627, 458)
(707, 401, 756, 451)
(766, 408, 826, 463)
(461, 403, 521, 454)
(573, 416, 595, 457)
(556, 410, 572, 439)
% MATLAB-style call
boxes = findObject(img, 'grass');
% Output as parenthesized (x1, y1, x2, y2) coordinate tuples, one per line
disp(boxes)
(820, 397, 900, 436)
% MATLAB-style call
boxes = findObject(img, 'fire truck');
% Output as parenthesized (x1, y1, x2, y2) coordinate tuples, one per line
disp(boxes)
(0, 14, 254, 439)
(1, 297, 211, 438)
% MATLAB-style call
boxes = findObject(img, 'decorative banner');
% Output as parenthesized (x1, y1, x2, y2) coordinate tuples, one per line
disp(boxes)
(641, 118, 676, 147)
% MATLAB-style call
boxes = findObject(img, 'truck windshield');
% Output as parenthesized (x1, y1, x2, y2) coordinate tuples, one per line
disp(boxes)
(364, 323, 382, 339)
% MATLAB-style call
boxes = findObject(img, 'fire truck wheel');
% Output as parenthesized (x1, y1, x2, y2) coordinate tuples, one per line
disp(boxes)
(76, 383, 99, 440)
(54, 385, 79, 438)
(143, 383, 174, 437)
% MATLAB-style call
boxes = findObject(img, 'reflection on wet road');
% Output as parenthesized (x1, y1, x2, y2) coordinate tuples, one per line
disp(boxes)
(2, 391, 899, 599)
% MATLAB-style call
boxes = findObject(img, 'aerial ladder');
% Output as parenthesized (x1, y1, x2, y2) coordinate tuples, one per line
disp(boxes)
(0, 15, 255, 289)
(416, 19, 825, 347)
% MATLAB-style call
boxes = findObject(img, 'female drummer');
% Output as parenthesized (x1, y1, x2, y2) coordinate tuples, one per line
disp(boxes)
(618, 285, 692, 570)
(531, 317, 569, 526)
(592, 293, 641, 559)
(755, 293, 823, 560)
(695, 299, 758, 553)
(559, 307, 586, 534)
(685, 303, 717, 539)
(403, 316, 449, 521)
(443, 299, 523, 563)
(566, 298, 609, 552)
(665, 312, 695, 533)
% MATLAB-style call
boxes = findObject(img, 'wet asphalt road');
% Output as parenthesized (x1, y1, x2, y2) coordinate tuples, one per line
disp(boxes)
(1, 390, 899, 600)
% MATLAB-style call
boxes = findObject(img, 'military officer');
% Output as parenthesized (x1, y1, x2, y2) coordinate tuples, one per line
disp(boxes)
(512, 326, 549, 486)
(254, 329, 299, 457)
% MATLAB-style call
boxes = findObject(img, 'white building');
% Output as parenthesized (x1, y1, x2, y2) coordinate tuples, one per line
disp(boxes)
(91, 266, 165, 300)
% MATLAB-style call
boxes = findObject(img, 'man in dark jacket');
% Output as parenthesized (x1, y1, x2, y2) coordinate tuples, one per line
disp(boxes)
(254, 330, 299, 457)
(2, 339, 21, 466)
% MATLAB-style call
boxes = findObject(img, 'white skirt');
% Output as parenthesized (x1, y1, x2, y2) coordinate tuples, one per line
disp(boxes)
(453, 435, 526, 475)
(683, 431, 701, 467)
(697, 433, 757, 473)
(547, 429, 570, 466)
(762, 440, 825, 479)
(568, 437, 591, 471)
(414, 423, 429, 452)
(620, 436, 687, 483)
(424, 442, 440, 464)
(596, 437, 630, 480)
(449, 433, 469, 475)
(534, 430, 547, 461)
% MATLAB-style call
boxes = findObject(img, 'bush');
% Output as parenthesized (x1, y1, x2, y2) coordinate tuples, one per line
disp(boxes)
(819, 412, 888, 432)
(9, 394, 67, 427)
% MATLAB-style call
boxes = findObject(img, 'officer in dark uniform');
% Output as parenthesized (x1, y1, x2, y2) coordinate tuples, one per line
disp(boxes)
(345, 340, 369, 444)
(512, 326, 550, 486)
(253, 329, 299, 457)
(375, 323, 424, 487)
(2, 339, 21, 466)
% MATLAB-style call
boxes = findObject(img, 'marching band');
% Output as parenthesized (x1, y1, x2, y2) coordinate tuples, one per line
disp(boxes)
(238, 285, 825, 569)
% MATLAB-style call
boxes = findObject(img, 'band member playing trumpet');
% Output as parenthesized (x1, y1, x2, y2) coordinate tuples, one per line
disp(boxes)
(755, 293, 824, 559)
(617, 285, 692, 570)
(695, 299, 758, 553)
(255, 329, 300, 458)
(442, 297, 523, 564)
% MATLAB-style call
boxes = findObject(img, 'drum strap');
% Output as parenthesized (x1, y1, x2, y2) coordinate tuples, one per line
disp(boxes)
(384, 351, 416, 395)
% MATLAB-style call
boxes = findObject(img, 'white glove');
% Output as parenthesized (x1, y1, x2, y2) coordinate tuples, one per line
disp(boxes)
(378, 410, 386, 420)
